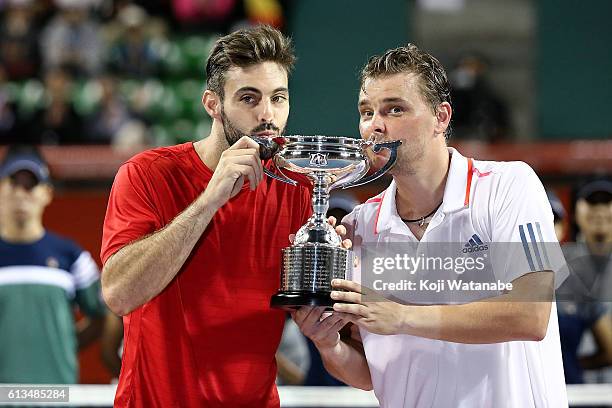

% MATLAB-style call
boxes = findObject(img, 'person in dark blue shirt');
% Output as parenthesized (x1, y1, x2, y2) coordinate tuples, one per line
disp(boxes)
(553, 183, 612, 384)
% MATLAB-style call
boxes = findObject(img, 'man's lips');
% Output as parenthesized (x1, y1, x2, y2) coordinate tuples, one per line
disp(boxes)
(255, 131, 277, 137)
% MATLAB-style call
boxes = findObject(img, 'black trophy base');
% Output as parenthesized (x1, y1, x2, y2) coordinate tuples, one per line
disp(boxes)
(271, 291, 335, 311)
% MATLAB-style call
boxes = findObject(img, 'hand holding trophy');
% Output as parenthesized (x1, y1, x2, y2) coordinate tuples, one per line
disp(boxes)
(251, 135, 401, 310)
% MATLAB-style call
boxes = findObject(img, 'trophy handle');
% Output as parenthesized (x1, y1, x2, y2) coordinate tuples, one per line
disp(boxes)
(263, 167, 298, 186)
(340, 140, 402, 189)
(250, 135, 298, 186)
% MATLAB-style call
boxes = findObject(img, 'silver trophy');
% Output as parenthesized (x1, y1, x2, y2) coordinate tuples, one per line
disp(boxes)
(252, 135, 402, 310)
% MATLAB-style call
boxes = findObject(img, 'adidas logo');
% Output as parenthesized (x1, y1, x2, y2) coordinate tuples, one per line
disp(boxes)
(462, 234, 489, 253)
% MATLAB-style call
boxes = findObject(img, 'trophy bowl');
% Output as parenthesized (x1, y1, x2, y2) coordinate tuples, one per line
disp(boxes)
(252, 135, 402, 310)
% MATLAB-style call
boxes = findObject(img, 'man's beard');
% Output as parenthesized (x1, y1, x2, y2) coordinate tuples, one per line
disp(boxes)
(220, 108, 284, 146)
(364, 134, 425, 177)
(385, 136, 426, 176)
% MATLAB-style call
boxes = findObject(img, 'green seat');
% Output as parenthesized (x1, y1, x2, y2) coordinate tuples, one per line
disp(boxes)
(151, 124, 173, 146)
(72, 79, 101, 116)
(169, 119, 196, 143)
(156, 38, 187, 78)
(3, 82, 21, 103)
(17, 79, 45, 114)
(123, 79, 181, 122)
(119, 79, 144, 114)
(157, 84, 182, 121)
(152, 118, 211, 145)
(173, 79, 205, 121)
(179, 35, 216, 77)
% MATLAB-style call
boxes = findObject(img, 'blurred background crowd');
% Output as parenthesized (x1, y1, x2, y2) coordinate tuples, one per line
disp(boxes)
(0, 0, 610, 405)
(0, 0, 289, 148)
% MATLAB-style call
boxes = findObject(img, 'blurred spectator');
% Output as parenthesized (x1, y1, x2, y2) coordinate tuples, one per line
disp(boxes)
(172, 0, 240, 31)
(25, 67, 84, 144)
(0, 65, 21, 143)
(575, 180, 612, 259)
(106, 5, 163, 78)
(111, 119, 149, 151)
(171, 0, 286, 33)
(449, 52, 510, 142)
(0, 146, 107, 383)
(40, 0, 102, 77)
(0, 0, 41, 80)
(112, 0, 173, 22)
(84, 72, 148, 146)
(243, 0, 285, 28)
(548, 190, 567, 242)
(555, 182, 612, 384)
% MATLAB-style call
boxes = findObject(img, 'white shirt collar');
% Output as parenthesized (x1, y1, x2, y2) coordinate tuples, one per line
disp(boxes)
(374, 147, 473, 235)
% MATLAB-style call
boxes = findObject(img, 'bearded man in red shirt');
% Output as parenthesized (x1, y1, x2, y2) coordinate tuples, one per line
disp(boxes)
(101, 25, 328, 407)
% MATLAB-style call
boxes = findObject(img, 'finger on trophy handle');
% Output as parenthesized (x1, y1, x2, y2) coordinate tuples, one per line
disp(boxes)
(342, 239, 352, 250)
(327, 216, 337, 227)
(288, 233, 295, 244)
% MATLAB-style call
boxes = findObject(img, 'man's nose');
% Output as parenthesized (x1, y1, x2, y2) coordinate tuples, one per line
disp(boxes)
(371, 113, 386, 134)
(258, 100, 274, 123)
(366, 113, 386, 140)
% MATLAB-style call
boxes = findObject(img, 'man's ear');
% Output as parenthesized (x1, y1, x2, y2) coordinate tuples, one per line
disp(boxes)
(202, 90, 222, 120)
(434, 102, 452, 136)
(40, 183, 54, 208)
(575, 199, 589, 230)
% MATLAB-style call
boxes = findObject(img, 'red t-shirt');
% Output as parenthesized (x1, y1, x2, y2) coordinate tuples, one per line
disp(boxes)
(101, 143, 311, 408)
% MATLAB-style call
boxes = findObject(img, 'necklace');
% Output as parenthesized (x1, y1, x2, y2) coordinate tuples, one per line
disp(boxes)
(401, 202, 443, 227)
